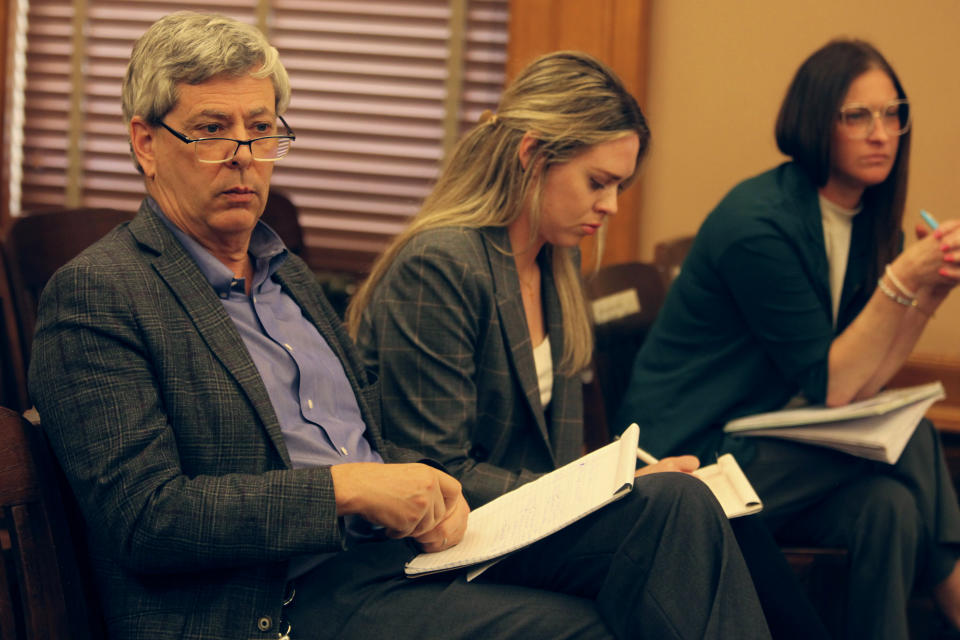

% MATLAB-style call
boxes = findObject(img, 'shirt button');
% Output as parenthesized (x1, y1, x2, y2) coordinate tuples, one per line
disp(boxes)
(340, 446, 348, 456)
(257, 616, 273, 631)
(307, 399, 314, 409)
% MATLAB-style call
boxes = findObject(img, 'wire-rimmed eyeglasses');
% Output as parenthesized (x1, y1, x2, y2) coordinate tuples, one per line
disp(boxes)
(837, 100, 910, 140)
(159, 115, 296, 163)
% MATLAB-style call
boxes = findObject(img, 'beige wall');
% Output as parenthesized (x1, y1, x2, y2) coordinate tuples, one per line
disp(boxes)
(639, 0, 960, 359)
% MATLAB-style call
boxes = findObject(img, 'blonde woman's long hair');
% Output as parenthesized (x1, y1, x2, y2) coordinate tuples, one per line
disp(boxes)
(346, 50, 650, 374)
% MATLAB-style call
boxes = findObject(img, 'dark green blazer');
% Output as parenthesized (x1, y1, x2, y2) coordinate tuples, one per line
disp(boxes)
(28, 200, 417, 640)
(617, 162, 876, 463)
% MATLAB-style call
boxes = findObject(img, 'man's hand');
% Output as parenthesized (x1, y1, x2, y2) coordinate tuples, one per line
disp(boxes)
(635, 454, 700, 478)
(413, 492, 469, 552)
(330, 462, 468, 546)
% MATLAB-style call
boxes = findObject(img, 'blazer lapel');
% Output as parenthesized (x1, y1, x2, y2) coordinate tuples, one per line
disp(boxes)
(128, 204, 292, 466)
(481, 228, 555, 465)
(540, 250, 568, 455)
(787, 165, 832, 315)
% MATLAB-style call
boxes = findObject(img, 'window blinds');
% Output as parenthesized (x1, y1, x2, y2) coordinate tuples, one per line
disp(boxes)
(13, 0, 507, 273)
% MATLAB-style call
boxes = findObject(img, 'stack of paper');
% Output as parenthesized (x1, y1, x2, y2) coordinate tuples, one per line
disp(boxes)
(405, 424, 640, 577)
(723, 382, 945, 464)
(692, 454, 762, 518)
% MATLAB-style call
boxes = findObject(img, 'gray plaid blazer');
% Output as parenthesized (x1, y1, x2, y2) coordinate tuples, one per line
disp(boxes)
(28, 200, 415, 640)
(356, 226, 583, 508)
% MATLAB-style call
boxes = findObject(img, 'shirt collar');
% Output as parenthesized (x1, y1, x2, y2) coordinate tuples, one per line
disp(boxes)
(147, 196, 288, 296)
(818, 194, 863, 221)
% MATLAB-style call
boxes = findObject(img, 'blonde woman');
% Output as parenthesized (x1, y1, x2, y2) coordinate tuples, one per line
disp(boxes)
(348, 51, 656, 505)
(349, 51, 825, 639)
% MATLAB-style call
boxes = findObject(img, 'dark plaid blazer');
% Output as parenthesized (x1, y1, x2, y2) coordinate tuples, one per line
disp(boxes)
(356, 226, 583, 508)
(28, 200, 416, 640)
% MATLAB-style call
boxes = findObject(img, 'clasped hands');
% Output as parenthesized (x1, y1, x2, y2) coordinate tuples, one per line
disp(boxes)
(900, 218, 960, 308)
(331, 462, 469, 553)
(910, 218, 960, 283)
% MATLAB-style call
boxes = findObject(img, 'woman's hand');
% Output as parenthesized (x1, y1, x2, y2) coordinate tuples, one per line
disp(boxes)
(911, 219, 960, 314)
(635, 454, 700, 478)
(932, 219, 960, 281)
(827, 217, 960, 405)
(892, 221, 960, 293)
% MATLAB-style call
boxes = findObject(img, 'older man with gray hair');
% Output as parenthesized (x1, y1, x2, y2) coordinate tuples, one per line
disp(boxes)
(29, 11, 769, 640)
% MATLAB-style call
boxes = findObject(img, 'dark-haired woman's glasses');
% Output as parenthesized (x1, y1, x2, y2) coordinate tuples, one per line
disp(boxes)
(838, 100, 910, 139)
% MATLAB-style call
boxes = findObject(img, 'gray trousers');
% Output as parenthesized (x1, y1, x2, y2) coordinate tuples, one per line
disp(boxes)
(743, 419, 960, 640)
(285, 473, 771, 640)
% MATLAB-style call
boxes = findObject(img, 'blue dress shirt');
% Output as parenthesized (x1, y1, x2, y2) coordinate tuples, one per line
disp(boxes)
(149, 198, 383, 576)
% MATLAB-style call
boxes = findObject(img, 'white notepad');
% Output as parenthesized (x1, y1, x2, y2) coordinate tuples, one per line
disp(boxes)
(404, 424, 640, 577)
(692, 454, 762, 518)
(723, 382, 945, 464)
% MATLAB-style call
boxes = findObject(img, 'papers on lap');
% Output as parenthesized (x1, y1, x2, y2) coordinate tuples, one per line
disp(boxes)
(722, 382, 946, 464)
(404, 424, 640, 577)
(692, 454, 762, 518)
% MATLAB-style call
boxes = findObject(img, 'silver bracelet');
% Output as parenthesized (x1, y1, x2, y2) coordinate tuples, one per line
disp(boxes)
(884, 264, 917, 299)
(877, 276, 917, 308)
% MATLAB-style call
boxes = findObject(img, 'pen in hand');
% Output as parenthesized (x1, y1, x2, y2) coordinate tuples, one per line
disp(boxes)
(636, 446, 659, 466)
(635, 446, 701, 475)
(921, 209, 939, 231)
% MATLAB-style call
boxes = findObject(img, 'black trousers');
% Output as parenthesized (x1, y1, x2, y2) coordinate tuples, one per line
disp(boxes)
(729, 514, 830, 640)
(285, 472, 771, 639)
(744, 420, 960, 640)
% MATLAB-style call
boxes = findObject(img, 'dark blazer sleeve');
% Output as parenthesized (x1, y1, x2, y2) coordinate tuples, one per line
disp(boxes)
(29, 223, 346, 575)
(704, 171, 836, 404)
(357, 228, 561, 507)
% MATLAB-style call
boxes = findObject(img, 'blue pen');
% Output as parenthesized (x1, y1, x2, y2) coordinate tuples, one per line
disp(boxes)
(921, 209, 939, 231)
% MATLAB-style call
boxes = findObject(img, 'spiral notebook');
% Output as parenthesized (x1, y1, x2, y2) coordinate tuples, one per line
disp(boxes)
(404, 424, 640, 577)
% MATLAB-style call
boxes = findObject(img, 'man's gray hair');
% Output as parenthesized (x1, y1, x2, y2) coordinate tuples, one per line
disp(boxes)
(122, 11, 291, 171)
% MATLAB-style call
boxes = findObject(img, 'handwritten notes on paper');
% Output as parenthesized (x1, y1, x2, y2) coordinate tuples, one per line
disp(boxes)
(405, 424, 639, 576)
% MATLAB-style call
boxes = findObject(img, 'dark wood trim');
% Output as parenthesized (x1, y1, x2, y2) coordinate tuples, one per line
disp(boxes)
(890, 354, 960, 432)
(506, 0, 651, 270)
(1, 0, 10, 232)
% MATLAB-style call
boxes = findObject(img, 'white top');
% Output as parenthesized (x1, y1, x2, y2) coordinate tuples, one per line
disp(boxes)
(819, 195, 862, 326)
(532, 335, 553, 408)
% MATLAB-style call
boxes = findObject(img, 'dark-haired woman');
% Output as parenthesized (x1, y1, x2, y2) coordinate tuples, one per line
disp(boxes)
(617, 38, 960, 639)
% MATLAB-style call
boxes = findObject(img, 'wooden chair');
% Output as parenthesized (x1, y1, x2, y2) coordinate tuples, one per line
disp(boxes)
(260, 190, 304, 256)
(0, 406, 104, 639)
(2, 207, 135, 382)
(258, 190, 362, 318)
(653, 234, 695, 290)
(582, 262, 666, 450)
(0, 247, 28, 413)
